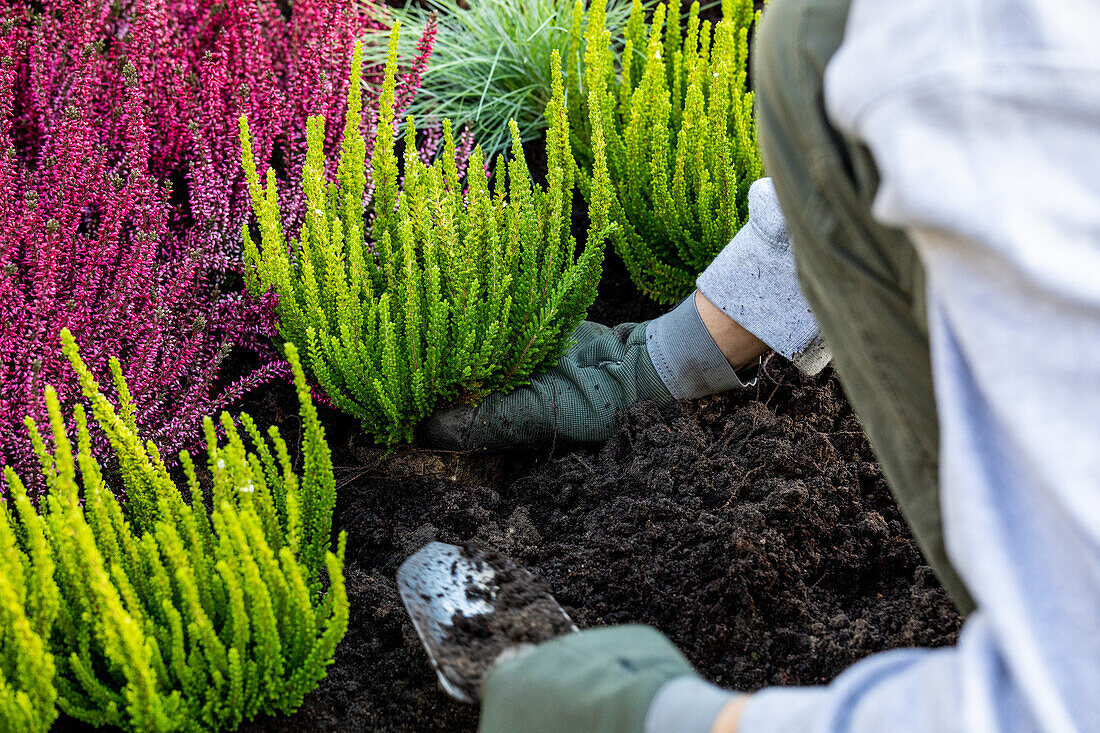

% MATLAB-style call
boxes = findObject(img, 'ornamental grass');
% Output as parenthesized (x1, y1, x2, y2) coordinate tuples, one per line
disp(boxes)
(363, 0, 640, 163)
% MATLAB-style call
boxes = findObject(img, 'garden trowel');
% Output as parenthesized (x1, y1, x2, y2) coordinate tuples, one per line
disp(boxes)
(397, 541, 577, 703)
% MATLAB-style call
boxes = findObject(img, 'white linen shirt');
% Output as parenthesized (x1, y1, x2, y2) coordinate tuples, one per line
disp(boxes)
(739, 1, 1100, 731)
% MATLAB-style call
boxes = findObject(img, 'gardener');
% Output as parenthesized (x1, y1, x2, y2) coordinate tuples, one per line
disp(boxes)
(426, 0, 1100, 730)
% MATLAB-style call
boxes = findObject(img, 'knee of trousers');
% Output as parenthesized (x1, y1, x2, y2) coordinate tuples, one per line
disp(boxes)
(753, 0, 850, 173)
(752, 0, 921, 298)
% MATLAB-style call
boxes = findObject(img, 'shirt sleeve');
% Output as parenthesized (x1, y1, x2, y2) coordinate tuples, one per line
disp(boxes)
(695, 178, 831, 375)
(740, 1, 1100, 731)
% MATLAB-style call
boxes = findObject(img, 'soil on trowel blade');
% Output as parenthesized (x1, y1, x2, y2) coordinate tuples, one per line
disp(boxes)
(433, 544, 574, 700)
(227, 357, 961, 733)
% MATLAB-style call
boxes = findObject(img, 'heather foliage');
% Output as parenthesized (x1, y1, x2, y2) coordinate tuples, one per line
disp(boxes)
(0, 334, 346, 732)
(156, 0, 443, 254)
(583, 0, 763, 303)
(365, 0, 640, 163)
(241, 30, 612, 443)
(0, 0, 439, 486)
(0, 9, 278, 491)
(0, 475, 59, 733)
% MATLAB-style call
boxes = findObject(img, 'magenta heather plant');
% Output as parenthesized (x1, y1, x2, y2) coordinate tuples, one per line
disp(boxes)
(17, 0, 435, 268)
(0, 10, 280, 491)
(10, 0, 442, 268)
(163, 0, 420, 266)
(0, 0, 446, 491)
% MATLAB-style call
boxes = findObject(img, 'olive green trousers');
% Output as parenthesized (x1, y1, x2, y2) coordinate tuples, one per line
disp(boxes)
(754, 0, 976, 613)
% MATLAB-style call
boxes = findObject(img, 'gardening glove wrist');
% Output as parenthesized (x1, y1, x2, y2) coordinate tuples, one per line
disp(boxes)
(646, 292, 757, 402)
(422, 296, 752, 449)
(697, 177, 832, 375)
(479, 625, 732, 733)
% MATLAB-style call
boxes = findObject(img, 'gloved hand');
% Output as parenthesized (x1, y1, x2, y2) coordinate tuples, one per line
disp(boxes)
(422, 294, 753, 449)
(421, 177, 830, 450)
(479, 625, 737, 733)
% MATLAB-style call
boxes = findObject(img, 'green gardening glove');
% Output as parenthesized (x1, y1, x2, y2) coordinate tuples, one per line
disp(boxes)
(479, 625, 736, 733)
(422, 295, 753, 448)
(422, 180, 832, 450)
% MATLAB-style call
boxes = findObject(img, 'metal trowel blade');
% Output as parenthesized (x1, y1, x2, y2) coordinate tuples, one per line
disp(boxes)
(396, 541, 575, 703)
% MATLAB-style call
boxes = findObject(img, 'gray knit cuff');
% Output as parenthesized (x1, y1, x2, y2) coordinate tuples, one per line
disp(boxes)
(645, 294, 755, 401)
(696, 178, 831, 375)
(644, 676, 737, 733)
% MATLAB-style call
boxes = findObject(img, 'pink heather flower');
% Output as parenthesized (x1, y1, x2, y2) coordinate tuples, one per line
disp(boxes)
(1, 0, 447, 495)
(0, 5, 253, 492)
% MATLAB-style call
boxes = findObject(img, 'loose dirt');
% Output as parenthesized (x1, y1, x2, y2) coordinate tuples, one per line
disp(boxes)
(227, 349, 961, 733)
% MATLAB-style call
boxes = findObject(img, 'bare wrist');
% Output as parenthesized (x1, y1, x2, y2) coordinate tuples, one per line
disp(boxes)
(694, 290, 769, 370)
(710, 694, 752, 733)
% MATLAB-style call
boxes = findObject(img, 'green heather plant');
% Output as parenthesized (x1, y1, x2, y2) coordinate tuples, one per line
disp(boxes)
(0, 331, 346, 732)
(240, 28, 612, 444)
(0, 478, 59, 733)
(363, 0, 641, 162)
(583, 0, 763, 303)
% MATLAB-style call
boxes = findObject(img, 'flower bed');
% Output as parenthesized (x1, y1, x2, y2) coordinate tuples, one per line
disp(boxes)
(222, 298, 961, 732)
(7, 1, 965, 730)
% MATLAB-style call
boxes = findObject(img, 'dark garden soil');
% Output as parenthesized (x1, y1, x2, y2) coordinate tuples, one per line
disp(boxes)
(223, 319, 961, 732)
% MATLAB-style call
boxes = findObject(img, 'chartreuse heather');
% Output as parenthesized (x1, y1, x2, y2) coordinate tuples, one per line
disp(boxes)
(582, 0, 763, 303)
(0, 331, 346, 732)
(0, 472, 59, 733)
(240, 27, 612, 444)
